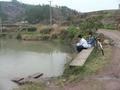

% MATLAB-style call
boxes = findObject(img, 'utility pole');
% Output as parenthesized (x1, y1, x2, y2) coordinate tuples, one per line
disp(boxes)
(0, 18, 2, 33)
(118, 0, 120, 9)
(49, 1, 52, 27)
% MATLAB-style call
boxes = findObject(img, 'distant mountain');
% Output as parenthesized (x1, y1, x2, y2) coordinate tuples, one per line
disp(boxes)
(0, 0, 80, 24)
(0, 1, 25, 22)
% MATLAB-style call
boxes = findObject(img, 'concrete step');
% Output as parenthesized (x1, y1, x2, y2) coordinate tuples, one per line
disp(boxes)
(70, 47, 94, 66)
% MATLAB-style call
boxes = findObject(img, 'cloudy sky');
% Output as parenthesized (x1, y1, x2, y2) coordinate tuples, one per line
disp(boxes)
(0, 0, 119, 12)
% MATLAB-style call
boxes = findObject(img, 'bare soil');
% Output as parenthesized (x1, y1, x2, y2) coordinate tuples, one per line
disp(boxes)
(46, 29, 120, 90)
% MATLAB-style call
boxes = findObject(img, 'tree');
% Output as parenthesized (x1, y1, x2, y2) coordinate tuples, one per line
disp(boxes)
(12, 0, 18, 3)
(0, 3, 7, 21)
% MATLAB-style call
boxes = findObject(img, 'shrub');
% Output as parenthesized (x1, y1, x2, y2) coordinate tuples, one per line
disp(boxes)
(103, 24, 116, 30)
(79, 20, 103, 31)
(66, 25, 79, 39)
(40, 27, 52, 34)
(27, 27, 37, 32)
(16, 33, 22, 40)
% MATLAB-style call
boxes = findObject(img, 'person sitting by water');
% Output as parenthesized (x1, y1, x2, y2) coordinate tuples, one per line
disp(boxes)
(76, 35, 91, 52)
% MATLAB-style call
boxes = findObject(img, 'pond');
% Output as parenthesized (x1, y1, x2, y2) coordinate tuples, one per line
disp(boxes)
(0, 39, 74, 90)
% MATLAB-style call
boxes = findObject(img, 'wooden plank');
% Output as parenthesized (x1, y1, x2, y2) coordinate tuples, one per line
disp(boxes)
(11, 73, 43, 85)
(70, 47, 94, 66)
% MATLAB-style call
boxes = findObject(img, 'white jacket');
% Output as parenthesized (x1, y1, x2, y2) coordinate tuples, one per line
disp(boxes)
(76, 38, 91, 48)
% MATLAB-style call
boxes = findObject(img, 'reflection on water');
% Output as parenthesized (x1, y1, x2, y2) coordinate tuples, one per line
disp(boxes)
(0, 39, 73, 90)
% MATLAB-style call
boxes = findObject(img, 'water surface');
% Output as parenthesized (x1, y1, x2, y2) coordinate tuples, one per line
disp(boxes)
(0, 39, 73, 90)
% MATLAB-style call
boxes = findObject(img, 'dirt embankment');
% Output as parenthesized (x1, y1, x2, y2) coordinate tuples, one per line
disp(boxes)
(46, 29, 120, 90)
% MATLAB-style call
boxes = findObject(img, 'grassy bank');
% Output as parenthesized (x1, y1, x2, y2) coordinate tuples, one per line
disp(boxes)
(52, 45, 112, 85)
(13, 82, 45, 90)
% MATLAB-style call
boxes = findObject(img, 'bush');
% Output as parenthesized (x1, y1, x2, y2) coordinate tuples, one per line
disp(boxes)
(27, 27, 37, 32)
(58, 30, 69, 40)
(79, 20, 103, 31)
(16, 33, 22, 40)
(66, 25, 79, 39)
(40, 27, 52, 34)
(103, 24, 116, 30)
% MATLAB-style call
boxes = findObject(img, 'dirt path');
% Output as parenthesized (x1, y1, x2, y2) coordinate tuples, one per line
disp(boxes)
(46, 29, 120, 90)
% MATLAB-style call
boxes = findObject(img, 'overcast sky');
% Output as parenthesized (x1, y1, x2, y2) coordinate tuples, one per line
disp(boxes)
(0, 0, 119, 12)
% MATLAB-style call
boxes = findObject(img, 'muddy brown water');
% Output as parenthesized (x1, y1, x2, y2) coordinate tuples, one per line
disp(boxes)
(0, 39, 74, 90)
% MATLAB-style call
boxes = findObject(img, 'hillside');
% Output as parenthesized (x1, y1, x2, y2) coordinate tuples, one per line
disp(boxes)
(85, 10, 120, 24)
(0, 0, 120, 26)
(66, 9, 120, 30)
(0, 1, 25, 22)
(0, 0, 79, 24)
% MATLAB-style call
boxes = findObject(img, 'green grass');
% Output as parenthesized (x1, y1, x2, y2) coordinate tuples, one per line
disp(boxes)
(20, 32, 50, 40)
(21, 32, 41, 35)
(13, 82, 45, 90)
(103, 24, 116, 30)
